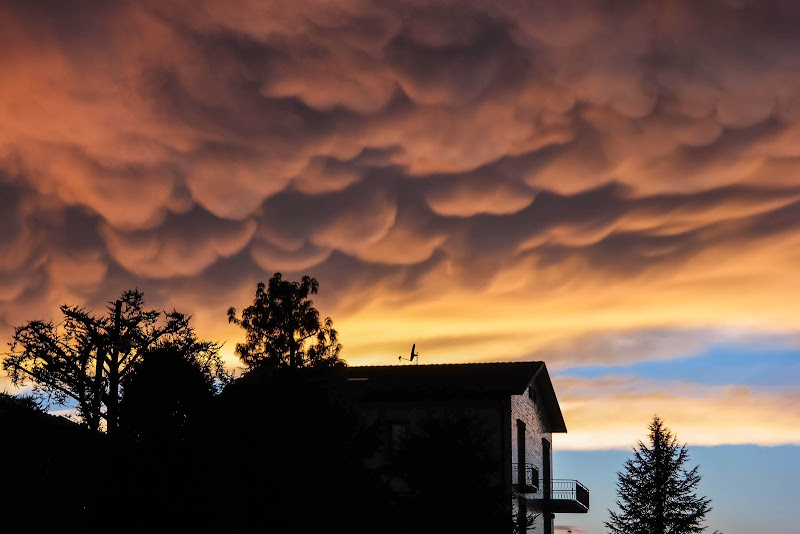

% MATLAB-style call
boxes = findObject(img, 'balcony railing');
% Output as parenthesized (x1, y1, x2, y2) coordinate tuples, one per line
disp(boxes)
(550, 479, 590, 512)
(511, 463, 539, 493)
(513, 476, 590, 513)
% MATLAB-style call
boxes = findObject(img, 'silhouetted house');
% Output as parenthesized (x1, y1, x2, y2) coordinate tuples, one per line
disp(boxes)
(345, 361, 589, 534)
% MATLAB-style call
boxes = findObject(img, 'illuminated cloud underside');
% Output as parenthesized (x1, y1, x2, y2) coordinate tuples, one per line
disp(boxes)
(1, 0, 800, 447)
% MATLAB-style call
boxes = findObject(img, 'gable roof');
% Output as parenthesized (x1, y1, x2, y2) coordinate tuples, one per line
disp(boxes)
(345, 361, 567, 433)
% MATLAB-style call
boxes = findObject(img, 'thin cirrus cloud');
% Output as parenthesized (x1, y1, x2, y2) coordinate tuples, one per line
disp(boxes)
(552, 374, 800, 450)
(1, 0, 800, 447)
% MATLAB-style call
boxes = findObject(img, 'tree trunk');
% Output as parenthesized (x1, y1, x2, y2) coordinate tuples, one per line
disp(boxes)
(91, 348, 105, 432)
(654, 428, 664, 534)
(107, 300, 122, 436)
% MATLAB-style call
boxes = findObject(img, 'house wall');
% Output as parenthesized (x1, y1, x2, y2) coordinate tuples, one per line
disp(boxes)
(359, 396, 506, 471)
(357, 395, 508, 515)
(356, 385, 556, 533)
(511, 384, 553, 534)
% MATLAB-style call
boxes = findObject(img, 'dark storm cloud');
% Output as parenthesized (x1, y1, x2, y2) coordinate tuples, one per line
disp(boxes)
(0, 179, 38, 303)
(100, 207, 257, 278)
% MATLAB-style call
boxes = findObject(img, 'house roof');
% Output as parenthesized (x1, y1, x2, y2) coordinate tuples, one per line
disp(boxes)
(344, 361, 567, 433)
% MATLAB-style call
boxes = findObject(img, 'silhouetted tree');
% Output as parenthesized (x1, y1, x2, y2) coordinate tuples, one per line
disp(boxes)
(3, 290, 225, 433)
(115, 345, 226, 531)
(606, 415, 715, 534)
(118, 344, 220, 446)
(227, 272, 343, 369)
(0, 390, 43, 413)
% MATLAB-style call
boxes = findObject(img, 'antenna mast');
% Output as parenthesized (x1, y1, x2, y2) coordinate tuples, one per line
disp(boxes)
(398, 343, 419, 364)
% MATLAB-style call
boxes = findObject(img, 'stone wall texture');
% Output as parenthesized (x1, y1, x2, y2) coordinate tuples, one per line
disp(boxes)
(511, 384, 553, 534)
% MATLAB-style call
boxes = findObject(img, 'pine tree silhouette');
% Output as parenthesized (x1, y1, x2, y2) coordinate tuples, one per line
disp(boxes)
(606, 415, 715, 534)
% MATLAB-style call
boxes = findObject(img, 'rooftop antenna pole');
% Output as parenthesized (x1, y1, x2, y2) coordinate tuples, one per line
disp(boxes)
(398, 343, 419, 365)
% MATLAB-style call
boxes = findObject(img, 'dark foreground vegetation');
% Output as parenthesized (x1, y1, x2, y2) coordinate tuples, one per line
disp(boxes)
(1, 274, 513, 533)
(1, 369, 512, 533)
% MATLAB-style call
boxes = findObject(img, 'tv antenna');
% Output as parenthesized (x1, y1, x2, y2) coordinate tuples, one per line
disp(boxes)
(398, 343, 419, 364)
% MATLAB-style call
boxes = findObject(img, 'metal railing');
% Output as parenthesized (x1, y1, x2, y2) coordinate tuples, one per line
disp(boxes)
(511, 463, 539, 491)
(551, 479, 590, 509)
(511, 474, 590, 510)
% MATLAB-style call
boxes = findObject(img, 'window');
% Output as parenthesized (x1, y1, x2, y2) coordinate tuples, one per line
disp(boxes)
(530, 465, 540, 490)
(516, 419, 526, 484)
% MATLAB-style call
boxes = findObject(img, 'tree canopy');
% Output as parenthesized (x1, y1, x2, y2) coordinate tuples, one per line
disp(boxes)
(3, 289, 227, 433)
(118, 344, 218, 446)
(606, 415, 716, 534)
(227, 272, 344, 369)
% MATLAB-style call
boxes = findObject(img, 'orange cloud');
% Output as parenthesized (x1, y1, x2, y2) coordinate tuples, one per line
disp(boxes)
(425, 178, 535, 217)
(101, 216, 257, 279)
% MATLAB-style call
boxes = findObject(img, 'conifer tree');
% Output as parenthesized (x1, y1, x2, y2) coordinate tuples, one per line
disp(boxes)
(606, 415, 716, 534)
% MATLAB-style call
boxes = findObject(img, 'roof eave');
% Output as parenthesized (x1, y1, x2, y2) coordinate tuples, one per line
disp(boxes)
(533, 364, 567, 433)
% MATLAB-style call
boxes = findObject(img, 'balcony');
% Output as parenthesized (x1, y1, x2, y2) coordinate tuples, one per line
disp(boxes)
(514, 476, 590, 513)
(512, 463, 539, 493)
(549, 479, 589, 513)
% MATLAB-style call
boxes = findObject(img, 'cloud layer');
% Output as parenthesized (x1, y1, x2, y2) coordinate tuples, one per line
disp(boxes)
(553, 374, 800, 450)
(2, 0, 800, 446)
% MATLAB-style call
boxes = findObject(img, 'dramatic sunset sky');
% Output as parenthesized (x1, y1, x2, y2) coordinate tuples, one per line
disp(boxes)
(1, 0, 799, 532)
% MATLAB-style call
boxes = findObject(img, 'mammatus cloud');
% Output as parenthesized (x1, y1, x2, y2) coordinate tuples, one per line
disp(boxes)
(100, 211, 258, 279)
(2, 0, 800, 446)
